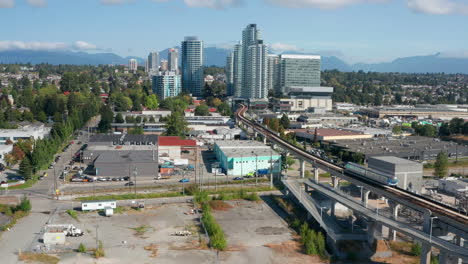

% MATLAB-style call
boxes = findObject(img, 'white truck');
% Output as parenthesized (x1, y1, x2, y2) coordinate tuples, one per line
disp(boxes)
(46, 224, 84, 237)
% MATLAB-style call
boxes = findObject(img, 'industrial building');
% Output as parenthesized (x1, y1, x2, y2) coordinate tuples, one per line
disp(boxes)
(294, 128, 373, 142)
(330, 136, 468, 161)
(361, 105, 468, 120)
(94, 151, 158, 178)
(297, 114, 359, 127)
(438, 178, 468, 196)
(158, 136, 197, 160)
(368, 156, 423, 192)
(213, 140, 281, 176)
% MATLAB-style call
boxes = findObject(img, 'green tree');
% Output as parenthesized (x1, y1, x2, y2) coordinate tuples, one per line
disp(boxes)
(36, 111, 48, 123)
(195, 104, 210, 116)
(97, 104, 113, 133)
(217, 102, 232, 116)
(17, 195, 32, 212)
(392, 126, 402, 134)
(164, 112, 189, 138)
(434, 151, 448, 178)
(280, 114, 290, 129)
(144, 94, 159, 109)
(19, 156, 33, 180)
(114, 113, 124, 123)
(128, 124, 144, 135)
(53, 112, 63, 123)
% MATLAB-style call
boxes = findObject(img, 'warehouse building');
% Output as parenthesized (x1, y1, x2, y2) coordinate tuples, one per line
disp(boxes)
(368, 156, 423, 193)
(294, 128, 373, 142)
(213, 140, 281, 177)
(330, 136, 468, 161)
(94, 151, 158, 178)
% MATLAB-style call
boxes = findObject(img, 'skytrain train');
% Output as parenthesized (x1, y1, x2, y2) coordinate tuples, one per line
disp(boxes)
(344, 162, 398, 186)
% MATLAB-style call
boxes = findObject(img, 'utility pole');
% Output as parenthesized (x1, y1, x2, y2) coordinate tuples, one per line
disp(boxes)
(133, 166, 137, 196)
(54, 166, 58, 200)
(255, 153, 258, 186)
(270, 151, 273, 188)
(241, 154, 243, 189)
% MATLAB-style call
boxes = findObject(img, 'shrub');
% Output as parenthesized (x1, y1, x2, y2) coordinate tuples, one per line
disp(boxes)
(16, 196, 31, 212)
(94, 241, 105, 258)
(200, 201, 227, 251)
(78, 243, 86, 253)
(411, 243, 421, 256)
(66, 210, 78, 221)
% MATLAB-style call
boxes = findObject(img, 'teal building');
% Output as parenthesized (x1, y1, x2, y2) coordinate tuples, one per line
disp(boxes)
(213, 140, 281, 177)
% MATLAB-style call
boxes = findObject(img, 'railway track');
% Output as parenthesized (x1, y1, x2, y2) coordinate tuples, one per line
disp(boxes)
(236, 104, 468, 226)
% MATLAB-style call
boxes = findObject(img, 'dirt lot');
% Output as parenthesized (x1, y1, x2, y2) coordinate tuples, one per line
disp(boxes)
(213, 199, 326, 264)
(49, 203, 214, 264)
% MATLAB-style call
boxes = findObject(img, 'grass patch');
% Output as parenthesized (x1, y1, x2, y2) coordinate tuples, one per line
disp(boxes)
(200, 202, 227, 251)
(66, 209, 79, 221)
(130, 225, 154, 237)
(113, 206, 128, 214)
(208, 200, 233, 211)
(2, 179, 36, 190)
(78, 243, 87, 253)
(0, 196, 31, 234)
(18, 252, 59, 264)
(319, 172, 331, 178)
(77, 186, 275, 202)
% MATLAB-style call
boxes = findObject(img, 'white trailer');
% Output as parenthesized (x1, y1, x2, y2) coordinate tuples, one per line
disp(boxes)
(81, 200, 117, 211)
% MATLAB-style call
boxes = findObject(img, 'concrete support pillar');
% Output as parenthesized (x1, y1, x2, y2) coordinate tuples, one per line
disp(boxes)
(362, 190, 370, 208)
(453, 236, 465, 264)
(254, 131, 258, 138)
(439, 251, 448, 264)
(422, 209, 432, 234)
(330, 202, 336, 218)
(300, 160, 305, 179)
(420, 243, 431, 264)
(304, 184, 309, 193)
(314, 168, 319, 183)
(331, 176, 339, 189)
(263, 137, 266, 144)
(388, 203, 400, 241)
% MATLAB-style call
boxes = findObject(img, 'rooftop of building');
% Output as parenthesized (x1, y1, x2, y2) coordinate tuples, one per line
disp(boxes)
(331, 136, 468, 155)
(158, 136, 197, 147)
(292, 128, 366, 137)
(95, 151, 157, 163)
(89, 134, 158, 144)
(369, 156, 420, 166)
(215, 140, 280, 158)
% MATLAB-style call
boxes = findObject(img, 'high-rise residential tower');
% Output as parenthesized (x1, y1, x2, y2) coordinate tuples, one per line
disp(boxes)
(181, 36, 204, 97)
(267, 54, 280, 95)
(226, 53, 234, 96)
(152, 71, 181, 100)
(168, 48, 179, 73)
(147, 52, 160, 72)
(160, 60, 168, 71)
(229, 24, 268, 99)
(128, 58, 138, 72)
(232, 43, 243, 97)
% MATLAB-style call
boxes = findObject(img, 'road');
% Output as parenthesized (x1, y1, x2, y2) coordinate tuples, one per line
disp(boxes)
(0, 125, 94, 263)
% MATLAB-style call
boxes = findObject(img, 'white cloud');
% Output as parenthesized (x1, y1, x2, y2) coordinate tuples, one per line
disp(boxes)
(265, 0, 384, 9)
(26, 0, 47, 7)
(72, 41, 98, 51)
(0, 0, 14, 8)
(0, 41, 67, 51)
(269, 43, 304, 53)
(182, 0, 242, 9)
(407, 0, 468, 15)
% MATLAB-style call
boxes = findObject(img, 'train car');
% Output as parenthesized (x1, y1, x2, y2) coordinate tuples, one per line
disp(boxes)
(345, 162, 398, 186)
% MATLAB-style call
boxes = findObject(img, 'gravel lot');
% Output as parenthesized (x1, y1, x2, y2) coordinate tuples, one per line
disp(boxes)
(51, 203, 214, 264)
(213, 199, 324, 264)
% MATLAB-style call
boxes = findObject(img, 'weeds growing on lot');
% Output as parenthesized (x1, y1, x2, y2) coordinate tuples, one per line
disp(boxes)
(18, 252, 59, 264)
(66, 209, 79, 221)
(131, 225, 153, 237)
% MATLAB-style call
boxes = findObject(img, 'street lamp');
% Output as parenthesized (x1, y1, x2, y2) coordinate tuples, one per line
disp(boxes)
(429, 216, 438, 243)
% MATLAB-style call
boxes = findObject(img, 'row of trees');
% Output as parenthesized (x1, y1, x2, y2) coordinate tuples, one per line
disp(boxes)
(439, 118, 468, 136)
(19, 93, 100, 180)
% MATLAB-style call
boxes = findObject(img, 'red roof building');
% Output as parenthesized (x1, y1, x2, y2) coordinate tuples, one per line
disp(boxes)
(158, 136, 196, 147)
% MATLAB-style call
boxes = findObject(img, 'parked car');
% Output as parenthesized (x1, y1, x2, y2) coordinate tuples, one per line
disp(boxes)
(71, 177, 84, 182)
(123, 177, 130, 181)
(179, 178, 190, 183)
(233, 177, 243, 181)
(125, 181, 135, 186)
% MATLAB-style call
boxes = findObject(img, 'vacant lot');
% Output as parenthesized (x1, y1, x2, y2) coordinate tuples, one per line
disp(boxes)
(51, 203, 214, 264)
(213, 199, 325, 264)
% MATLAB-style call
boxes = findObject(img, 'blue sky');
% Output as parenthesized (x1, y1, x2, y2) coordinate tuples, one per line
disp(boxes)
(0, 0, 467, 63)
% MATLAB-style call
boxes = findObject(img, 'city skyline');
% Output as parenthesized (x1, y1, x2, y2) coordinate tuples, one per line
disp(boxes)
(0, 0, 467, 64)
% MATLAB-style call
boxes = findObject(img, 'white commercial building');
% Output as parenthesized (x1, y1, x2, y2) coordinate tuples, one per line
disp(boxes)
(0, 124, 51, 145)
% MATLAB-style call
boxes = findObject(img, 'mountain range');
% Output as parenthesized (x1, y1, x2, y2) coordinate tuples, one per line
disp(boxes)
(1, 49, 467, 74)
